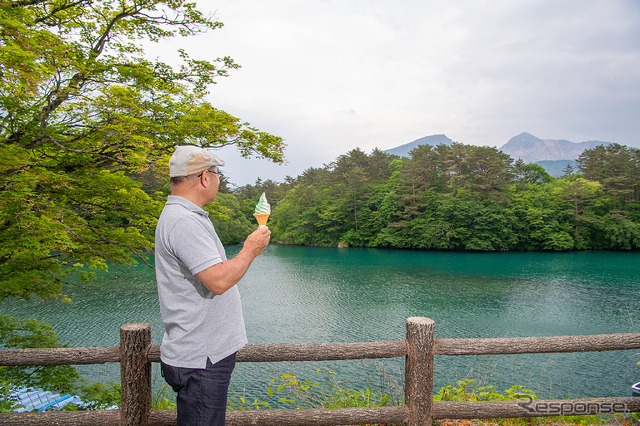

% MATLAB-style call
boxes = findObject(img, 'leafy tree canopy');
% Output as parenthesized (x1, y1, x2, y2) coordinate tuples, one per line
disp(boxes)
(0, 0, 285, 301)
(235, 143, 639, 252)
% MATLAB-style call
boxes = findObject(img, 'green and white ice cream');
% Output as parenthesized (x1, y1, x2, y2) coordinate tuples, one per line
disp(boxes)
(253, 192, 270, 226)
(254, 192, 270, 214)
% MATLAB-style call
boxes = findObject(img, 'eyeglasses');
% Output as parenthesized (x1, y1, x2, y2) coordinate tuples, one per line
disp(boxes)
(197, 169, 219, 178)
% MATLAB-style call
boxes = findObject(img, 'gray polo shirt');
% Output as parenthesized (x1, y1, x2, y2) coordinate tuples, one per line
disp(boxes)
(155, 196, 247, 368)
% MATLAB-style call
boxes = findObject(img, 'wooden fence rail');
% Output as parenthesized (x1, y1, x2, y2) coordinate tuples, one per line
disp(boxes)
(1, 317, 639, 425)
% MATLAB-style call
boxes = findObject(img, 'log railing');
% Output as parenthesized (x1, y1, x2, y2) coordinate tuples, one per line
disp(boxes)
(1, 317, 639, 425)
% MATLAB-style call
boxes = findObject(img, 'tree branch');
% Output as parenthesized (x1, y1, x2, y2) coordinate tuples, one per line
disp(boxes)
(33, 0, 90, 25)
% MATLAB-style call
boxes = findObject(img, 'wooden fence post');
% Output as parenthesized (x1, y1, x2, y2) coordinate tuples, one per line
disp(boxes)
(120, 323, 152, 426)
(405, 317, 435, 426)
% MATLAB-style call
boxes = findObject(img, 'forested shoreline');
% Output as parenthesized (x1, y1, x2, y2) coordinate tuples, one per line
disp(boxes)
(230, 143, 640, 251)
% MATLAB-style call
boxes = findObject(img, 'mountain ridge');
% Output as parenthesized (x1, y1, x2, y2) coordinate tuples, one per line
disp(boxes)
(384, 131, 612, 164)
(384, 134, 454, 157)
(500, 132, 611, 163)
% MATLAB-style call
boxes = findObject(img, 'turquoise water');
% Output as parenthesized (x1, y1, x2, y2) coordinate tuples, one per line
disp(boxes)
(1, 246, 639, 401)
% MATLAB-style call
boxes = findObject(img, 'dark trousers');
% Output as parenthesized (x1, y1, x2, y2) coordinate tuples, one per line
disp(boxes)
(161, 353, 237, 426)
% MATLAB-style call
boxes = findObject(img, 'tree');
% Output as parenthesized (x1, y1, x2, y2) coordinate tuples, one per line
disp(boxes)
(578, 144, 640, 209)
(0, 0, 285, 301)
(513, 161, 554, 186)
(208, 193, 255, 245)
(552, 178, 605, 248)
(463, 145, 514, 199)
(391, 145, 437, 227)
(258, 141, 639, 251)
(342, 166, 368, 231)
(368, 148, 397, 181)
(561, 163, 575, 178)
(507, 183, 574, 251)
(329, 149, 371, 232)
(439, 143, 468, 188)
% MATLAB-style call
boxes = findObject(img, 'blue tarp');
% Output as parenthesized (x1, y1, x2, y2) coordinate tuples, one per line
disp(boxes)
(9, 387, 87, 412)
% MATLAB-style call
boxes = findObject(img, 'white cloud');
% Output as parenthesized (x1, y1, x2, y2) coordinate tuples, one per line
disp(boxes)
(152, 0, 640, 185)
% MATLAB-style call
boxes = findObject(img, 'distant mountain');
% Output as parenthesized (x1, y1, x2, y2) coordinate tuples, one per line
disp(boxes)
(499, 132, 612, 163)
(383, 132, 612, 177)
(384, 134, 453, 157)
(534, 160, 578, 178)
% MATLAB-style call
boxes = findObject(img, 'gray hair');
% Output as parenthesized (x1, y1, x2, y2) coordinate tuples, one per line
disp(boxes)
(169, 173, 200, 189)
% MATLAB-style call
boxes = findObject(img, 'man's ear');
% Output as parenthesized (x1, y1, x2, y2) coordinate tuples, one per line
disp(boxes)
(198, 172, 208, 187)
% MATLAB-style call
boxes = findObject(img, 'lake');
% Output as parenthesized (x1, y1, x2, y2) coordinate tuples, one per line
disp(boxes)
(1, 246, 639, 403)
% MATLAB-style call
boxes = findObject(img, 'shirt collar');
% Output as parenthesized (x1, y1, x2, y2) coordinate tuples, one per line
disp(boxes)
(166, 195, 209, 218)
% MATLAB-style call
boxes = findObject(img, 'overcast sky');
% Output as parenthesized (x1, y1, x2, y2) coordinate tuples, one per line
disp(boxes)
(157, 0, 640, 186)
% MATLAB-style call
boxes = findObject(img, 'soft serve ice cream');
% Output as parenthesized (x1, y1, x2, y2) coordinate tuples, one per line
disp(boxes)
(253, 192, 270, 227)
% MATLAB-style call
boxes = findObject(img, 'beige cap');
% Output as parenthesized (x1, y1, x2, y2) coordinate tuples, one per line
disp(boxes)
(169, 146, 225, 177)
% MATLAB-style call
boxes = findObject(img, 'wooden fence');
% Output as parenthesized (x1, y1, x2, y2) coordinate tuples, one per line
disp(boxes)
(1, 317, 639, 425)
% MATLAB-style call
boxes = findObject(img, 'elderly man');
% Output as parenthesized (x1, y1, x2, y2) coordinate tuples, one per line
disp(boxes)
(155, 145, 270, 425)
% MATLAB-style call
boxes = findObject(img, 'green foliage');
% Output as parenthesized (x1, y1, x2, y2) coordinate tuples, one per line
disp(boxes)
(578, 144, 640, 210)
(228, 372, 319, 411)
(228, 372, 323, 410)
(228, 369, 396, 411)
(208, 193, 255, 245)
(433, 380, 609, 426)
(0, 381, 24, 413)
(0, 0, 284, 302)
(316, 370, 394, 410)
(513, 160, 554, 186)
(151, 383, 177, 410)
(73, 382, 121, 410)
(233, 142, 639, 252)
(434, 379, 537, 402)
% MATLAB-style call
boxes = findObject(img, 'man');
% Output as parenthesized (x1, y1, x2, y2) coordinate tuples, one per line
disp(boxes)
(155, 145, 271, 425)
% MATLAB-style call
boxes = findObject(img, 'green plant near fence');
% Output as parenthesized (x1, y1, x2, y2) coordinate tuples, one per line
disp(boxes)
(228, 368, 397, 411)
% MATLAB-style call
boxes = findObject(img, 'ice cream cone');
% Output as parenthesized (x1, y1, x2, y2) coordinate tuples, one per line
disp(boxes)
(253, 213, 270, 227)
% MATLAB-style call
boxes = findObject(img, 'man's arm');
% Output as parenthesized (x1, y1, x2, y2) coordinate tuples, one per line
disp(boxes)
(196, 227, 271, 295)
